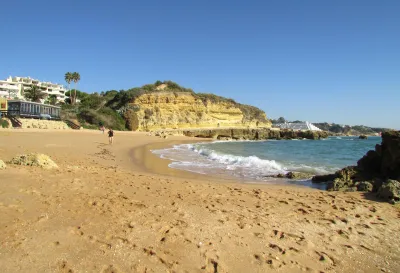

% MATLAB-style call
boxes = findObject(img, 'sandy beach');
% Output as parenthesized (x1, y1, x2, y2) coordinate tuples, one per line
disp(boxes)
(0, 129, 399, 273)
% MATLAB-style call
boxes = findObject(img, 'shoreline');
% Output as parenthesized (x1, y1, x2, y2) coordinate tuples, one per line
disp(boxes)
(0, 130, 399, 272)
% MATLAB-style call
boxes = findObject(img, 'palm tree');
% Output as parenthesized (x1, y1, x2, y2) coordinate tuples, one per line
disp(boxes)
(65, 72, 73, 104)
(24, 84, 47, 102)
(72, 72, 80, 104)
(45, 94, 58, 106)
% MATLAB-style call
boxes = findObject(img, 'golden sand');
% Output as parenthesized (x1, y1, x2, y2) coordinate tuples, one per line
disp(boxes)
(0, 129, 399, 272)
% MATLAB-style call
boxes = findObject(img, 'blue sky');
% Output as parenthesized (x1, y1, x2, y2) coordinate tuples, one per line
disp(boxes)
(1, 0, 399, 128)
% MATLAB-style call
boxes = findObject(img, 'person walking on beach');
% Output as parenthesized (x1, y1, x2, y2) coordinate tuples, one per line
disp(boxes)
(100, 125, 105, 134)
(108, 128, 114, 144)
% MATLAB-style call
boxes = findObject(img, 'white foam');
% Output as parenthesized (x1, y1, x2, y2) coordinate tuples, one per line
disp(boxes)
(152, 142, 338, 181)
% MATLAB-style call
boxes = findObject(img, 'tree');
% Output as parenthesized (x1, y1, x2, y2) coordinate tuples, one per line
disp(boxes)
(65, 72, 73, 103)
(65, 89, 88, 101)
(72, 72, 80, 104)
(277, 117, 286, 123)
(45, 94, 58, 105)
(24, 84, 47, 102)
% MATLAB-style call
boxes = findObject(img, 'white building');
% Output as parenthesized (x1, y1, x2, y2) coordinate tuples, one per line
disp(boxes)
(0, 76, 67, 102)
(273, 121, 322, 131)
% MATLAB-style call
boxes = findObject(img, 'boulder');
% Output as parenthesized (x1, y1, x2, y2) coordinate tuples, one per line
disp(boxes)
(335, 166, 360, 182)
(285, 172, 313, 180)
(356, 181, 374, 192)
(266, 172, 313, 180)
(380, 131, 400, 180)
(327, 178, 352, 191)
(0, 160, 6, 170)
(359, 135, 368, 139)
(313, 166, 362, 191)
(357, 150, 382, 177)
(8, 153, 58, 169)
(377, 180, 400, 202)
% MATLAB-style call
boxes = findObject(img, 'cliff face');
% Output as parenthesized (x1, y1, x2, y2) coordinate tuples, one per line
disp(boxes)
(125, 92, 271, 131)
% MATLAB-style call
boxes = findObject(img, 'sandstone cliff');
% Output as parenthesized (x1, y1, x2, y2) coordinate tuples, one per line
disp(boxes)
(124, 91, 271, 131)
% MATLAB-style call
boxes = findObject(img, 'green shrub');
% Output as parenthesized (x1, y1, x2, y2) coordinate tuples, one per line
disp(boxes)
(78, 107, 125, 131)
(1, 119, 10, 128)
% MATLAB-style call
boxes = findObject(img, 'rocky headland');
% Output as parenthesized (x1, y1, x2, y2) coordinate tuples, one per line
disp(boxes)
(153, 128, 329, 140)
(123, 90, 271, 131)
(312, 131, 400, 203)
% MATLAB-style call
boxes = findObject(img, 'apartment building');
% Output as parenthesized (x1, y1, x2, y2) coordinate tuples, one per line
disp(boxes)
(0, 76, 67, 102)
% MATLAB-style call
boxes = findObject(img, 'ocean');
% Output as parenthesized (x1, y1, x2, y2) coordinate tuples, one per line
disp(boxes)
(152, 136, 381, 188)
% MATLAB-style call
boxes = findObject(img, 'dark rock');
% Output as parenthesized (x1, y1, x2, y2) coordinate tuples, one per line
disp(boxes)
(327, 178, 353, 191)
(312, 131, 400, 203)
(357, 181, 374, 192)
(312, 173, 337, 183)
(285, 172, 313, 180)
(380, 131, 400, 180)
(346, 187, 358, 192)
(313, 166, 360, 190)
(267, 172, 313, 180)
(359, 135, 368, 139)
(182, 128, 328, 141)
(372, 179, 384, 192)
(357, 150, 382, 178)
(377, 180, 400, 201)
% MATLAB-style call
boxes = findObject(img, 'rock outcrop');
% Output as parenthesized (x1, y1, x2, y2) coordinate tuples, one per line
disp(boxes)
(266, 171, 314, 180)
(154, 128, 329, 140)
(8, 153, 58, 169)
(312, 131, 400, 203)
(124, 92, 271, 131)
(0, 160, 6, 170)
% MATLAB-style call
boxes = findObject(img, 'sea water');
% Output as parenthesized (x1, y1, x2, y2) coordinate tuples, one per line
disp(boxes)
(152, 136, 381, 187)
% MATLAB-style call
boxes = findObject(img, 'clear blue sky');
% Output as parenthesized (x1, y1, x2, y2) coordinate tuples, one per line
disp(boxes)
(1, 0, 399, 128)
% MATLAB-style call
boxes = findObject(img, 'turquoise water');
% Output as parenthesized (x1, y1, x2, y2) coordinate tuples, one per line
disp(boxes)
(152, 136, 381, 186)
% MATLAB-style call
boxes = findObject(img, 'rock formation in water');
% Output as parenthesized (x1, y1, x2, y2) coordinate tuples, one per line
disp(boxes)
(312, 131, 400, 203)
(154, 128, 329, 140)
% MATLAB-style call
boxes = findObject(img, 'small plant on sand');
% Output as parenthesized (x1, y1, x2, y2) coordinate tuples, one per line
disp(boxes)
(1, 119, 10, 128)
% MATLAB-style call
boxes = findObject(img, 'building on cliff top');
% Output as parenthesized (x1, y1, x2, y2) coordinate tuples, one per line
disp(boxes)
(0, 76, 67, 103)
(273, 121, 322, 131)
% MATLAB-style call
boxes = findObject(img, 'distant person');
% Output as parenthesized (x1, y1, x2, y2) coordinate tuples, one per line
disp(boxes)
(108, 128, 114, 144)
(100, 125, 105, 134)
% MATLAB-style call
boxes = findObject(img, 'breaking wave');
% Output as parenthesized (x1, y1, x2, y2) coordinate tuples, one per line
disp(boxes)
(152, 141, 337, 182)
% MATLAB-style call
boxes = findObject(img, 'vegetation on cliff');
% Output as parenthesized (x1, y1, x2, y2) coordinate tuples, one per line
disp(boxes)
(313, 122, 391, 136)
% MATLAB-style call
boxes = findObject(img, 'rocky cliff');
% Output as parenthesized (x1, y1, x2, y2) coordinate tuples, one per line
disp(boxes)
(123, 91, 271, 131)
(312, 131, 400, 203)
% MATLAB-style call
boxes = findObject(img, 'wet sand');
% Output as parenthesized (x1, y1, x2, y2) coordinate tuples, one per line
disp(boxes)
(0, 129, 399, 272)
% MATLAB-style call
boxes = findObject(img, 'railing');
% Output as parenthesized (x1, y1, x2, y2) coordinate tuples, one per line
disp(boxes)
(0, 111, 22, 128)
(64, 119, 81, 130)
